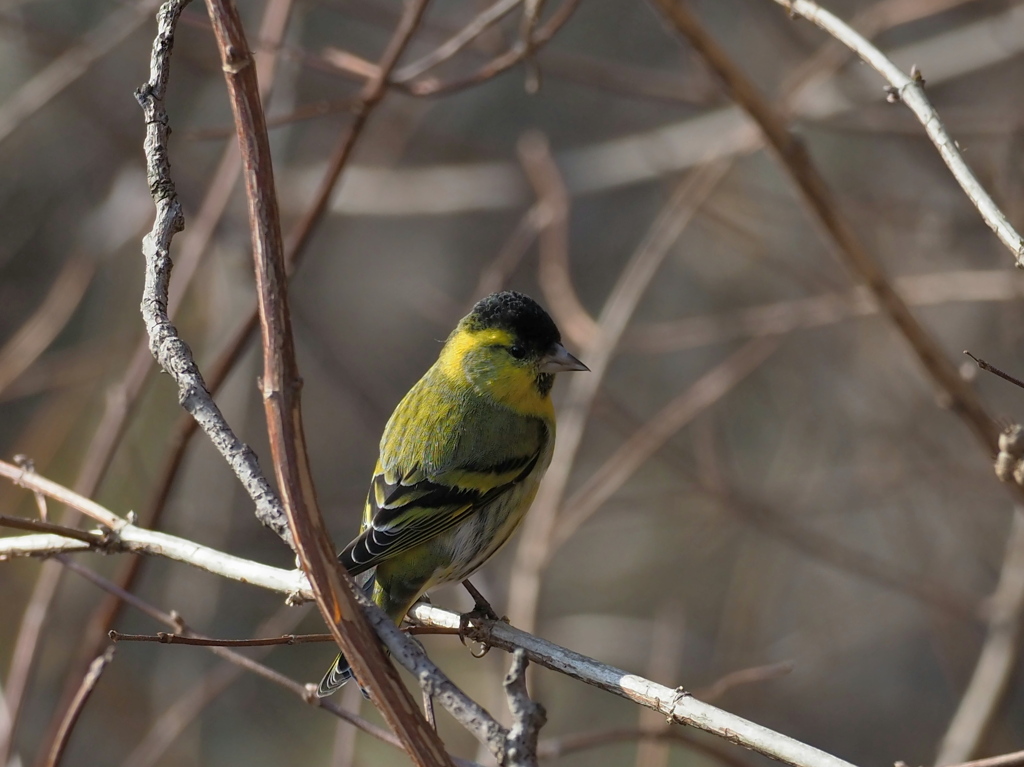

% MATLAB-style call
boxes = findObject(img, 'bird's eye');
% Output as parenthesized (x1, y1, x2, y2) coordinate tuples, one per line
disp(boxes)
(508, 344, 526, 360)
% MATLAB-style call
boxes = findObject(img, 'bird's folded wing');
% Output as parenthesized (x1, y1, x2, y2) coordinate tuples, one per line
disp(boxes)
(339, 452, 539, 574)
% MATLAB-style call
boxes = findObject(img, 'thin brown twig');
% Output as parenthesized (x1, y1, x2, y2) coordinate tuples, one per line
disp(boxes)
(108, 630, 334, 646)
(41, 646, 115, 767)
(204, 0, 458, 762)
(0, 514, 104, 545)
(54, 558, 402, 751)
(964, 352, 1024, 392)
(120, 605, 312, 767)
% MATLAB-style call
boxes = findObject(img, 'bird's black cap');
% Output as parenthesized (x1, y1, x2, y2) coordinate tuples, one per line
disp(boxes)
(465, 291, 561, 352)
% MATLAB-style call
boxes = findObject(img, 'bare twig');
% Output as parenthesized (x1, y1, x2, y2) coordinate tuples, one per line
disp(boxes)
(140, 0, 434, 548)
(502, 650, 547, 767)
(204, 1, 471, 763)
(54, 558, 402, 753)
(0, 513, 105, 545)
(41, 645, 115, 767)
(771, 0, 1024, 267)
(0, 459, 122, 530)
(42, 1, 301, 752)
(0, 458, 304, 593)
(964, 352, 1024, 392)
(108, 630, 334, 646)
(135, 0, 294, 547)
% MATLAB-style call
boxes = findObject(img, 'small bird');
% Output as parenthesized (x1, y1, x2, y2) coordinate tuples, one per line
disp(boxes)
(317, 291, 588, 696)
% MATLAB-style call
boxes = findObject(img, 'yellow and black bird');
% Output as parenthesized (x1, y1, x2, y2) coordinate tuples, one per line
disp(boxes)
(317, 290, 588, 696)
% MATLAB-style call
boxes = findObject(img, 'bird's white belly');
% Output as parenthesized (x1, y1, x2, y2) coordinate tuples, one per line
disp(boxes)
(429, 468, 544, 587)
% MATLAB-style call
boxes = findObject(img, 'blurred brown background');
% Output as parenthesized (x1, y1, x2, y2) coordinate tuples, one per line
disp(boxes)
(3, 0, 1024, 765)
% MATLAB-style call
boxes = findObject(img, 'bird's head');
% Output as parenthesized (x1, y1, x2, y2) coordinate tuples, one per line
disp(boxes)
(439, 291, 588, 408)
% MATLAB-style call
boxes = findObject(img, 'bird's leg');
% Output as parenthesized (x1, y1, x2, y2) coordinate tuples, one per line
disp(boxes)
(458, 579, 506, 652)
(462, 579, 501, 620)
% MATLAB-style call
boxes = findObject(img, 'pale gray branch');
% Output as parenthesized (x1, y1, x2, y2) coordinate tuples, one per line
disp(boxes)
(772, 0, 1024, 266)
(135, 0, 294, 548)
(1, 510, 858, 767)
(410, 605, 856, 767)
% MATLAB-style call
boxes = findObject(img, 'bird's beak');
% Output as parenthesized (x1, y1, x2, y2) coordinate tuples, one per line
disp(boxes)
(540, 343, 589, 373)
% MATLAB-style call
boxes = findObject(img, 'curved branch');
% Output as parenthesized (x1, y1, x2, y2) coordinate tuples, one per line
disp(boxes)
(771, 0, 1024, 267)
(135, 0, 294, 548)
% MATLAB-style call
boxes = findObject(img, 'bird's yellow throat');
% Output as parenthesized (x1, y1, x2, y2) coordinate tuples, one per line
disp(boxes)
(437, 327, 555, 420)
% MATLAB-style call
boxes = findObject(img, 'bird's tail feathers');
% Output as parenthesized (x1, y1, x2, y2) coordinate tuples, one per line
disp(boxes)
(315, 573, 376, 698)
(317, 653, 354, 697)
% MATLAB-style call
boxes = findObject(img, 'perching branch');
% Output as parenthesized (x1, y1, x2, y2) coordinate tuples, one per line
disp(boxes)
(410, 604, 856, 767)
(0, 462, 857, 767)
